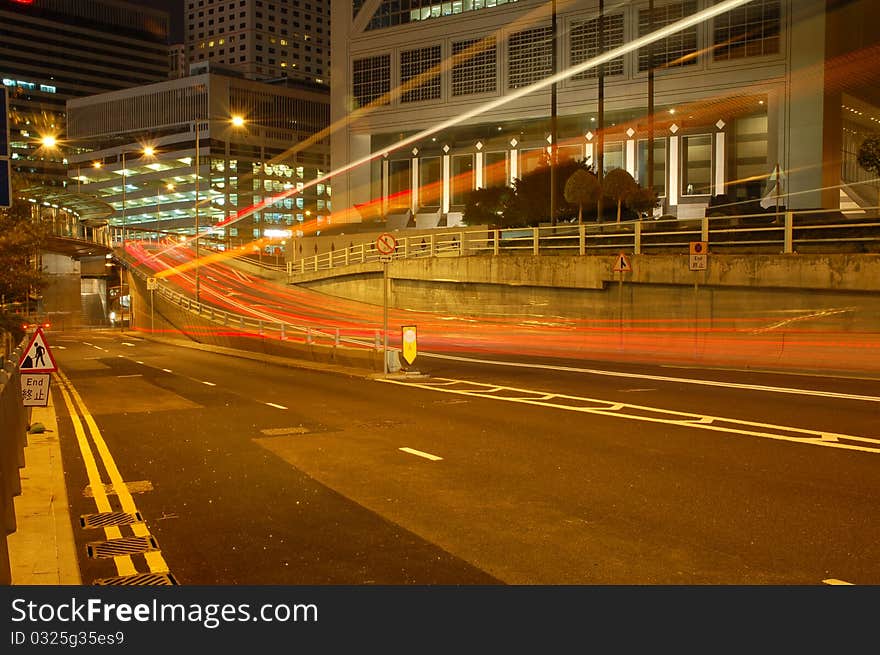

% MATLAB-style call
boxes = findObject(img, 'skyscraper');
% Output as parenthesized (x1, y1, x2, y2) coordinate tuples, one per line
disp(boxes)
(185, 0, 330, 86)
(0, 0, 171, 185)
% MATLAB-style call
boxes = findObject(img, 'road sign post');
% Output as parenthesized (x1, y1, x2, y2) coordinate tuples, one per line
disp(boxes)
(147, 276, 158, 333)
(612, 253, 632, 351)
(402, 325, 417, 366)
(376, 233, 397, 375)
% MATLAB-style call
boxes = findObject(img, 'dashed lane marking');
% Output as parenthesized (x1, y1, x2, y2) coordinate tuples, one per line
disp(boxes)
(265, 402, 288, 410)
(823, 579, 854, 585)
(201, 381, 217, 386)
(399, 447, 443, 461)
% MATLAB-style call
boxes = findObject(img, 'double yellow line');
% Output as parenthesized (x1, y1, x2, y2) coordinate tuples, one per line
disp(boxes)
(54, 368, 169, 579)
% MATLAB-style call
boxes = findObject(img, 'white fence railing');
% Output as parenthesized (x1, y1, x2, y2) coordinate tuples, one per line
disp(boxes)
(286, 208, 880, 278)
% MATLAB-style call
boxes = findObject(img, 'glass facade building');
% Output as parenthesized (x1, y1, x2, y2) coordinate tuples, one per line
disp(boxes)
(0, 0, 170, 185)
(66, 72, 330, 253)
(330, 0, 880, 223)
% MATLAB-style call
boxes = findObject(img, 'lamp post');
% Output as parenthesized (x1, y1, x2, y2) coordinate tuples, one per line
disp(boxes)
(120, 146, 154, 249)
(193, 115, 245, 305)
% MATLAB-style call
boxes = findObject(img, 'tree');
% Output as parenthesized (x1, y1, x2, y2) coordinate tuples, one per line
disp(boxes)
(603, 168, 638, 223)
(0, 178, 48, 333)
(462, 185, 511, 227)
(626, 186, 660, 219)
(857, 135, 880, 177)
(503, 156, 591, 227)
(563, 168, 601, 224)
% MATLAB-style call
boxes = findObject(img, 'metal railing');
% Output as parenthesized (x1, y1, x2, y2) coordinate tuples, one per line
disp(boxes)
(129, 265, 387, 353)
(286, 207, 880, 278)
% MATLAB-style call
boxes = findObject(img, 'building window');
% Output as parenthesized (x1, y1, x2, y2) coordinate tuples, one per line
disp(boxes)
(682, 134, 712, 196)
(451, 154, 474, 206)
(365, 0, 518, 31)
(713, 0, 781, 61)
(484, 151, 508, 188)
(451, 37, 497, 96)
(401, 45, 442, 103)
(571, 13, 624, 79)
(420, 156, 442, 207)
(352, 54, 391, 107)
(508, 27, 552, 89)
(637, 138, 667, 197)
(638, 1, 699, 72)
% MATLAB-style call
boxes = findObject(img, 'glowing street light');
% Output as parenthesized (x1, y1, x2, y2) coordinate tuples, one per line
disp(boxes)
(193, 115, 246, 304)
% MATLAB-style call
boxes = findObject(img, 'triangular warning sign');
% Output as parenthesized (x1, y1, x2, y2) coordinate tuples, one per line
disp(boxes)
(613, 253, 632, 273)
(19, 327, 58, 373)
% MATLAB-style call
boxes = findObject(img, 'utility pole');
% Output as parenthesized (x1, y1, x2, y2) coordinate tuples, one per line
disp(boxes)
(647, 0, 655, 202)
(550, 0, 558, 226)
(597, 0, 605, 223)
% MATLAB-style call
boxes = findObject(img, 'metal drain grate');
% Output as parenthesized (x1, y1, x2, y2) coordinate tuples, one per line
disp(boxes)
(94, 572, 178, 586)
(87, 535, 159, 559)
(80, 511, 143, 529)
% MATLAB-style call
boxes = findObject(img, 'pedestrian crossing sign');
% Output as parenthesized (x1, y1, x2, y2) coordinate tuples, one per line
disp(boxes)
(19, 326, 58, 373)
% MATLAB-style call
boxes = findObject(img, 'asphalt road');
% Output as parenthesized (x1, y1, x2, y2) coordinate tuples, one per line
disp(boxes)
(48, 329, 880, 585)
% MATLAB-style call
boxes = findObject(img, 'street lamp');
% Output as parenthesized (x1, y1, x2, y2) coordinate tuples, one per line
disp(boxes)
(193, 115, 245, 305)
(121, 146, 155, 249)
(157, 182, 174, 243)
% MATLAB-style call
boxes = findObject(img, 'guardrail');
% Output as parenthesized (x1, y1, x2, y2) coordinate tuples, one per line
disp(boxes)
(286, 207, 880, 278)
(130, 265, 388, 353)
(0, 339, 28, 585)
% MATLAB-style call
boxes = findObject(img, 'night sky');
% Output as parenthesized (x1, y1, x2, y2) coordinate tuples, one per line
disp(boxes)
(127, 0, 185, 42)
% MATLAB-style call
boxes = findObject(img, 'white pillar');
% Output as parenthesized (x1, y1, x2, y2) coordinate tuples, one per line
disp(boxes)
(442, 154, 451, 214)
(411, 157, 419, 213)
(714, 131, 726, 196)
(509, 149, 518, 185)
(626, 139, 636, 177)
(381, 158, 389, 215)
(475, 151, 484, 189)
(585, 143, 594, 169)
(669, 135, 680, 208)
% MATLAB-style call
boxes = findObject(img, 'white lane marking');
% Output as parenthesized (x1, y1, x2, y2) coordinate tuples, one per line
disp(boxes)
(380, 377, 880, 454)
(56, 345, 67, 350)
(162, 368, 173, 373)
(823, 579, 854, 585)
(421, 353, 880, 403)
(400, 447, 443, 461)
(116, 374, 143, 378)
(121, 342, 136, 347)
(136, 361, 144, 365)
(266, 402, 288, 410)
(201, 381, 216, 386)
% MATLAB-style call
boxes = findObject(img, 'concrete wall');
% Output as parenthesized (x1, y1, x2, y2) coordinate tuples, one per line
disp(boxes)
(295, 252, 880, 333)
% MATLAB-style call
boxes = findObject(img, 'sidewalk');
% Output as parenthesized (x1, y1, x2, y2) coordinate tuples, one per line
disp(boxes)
(7, 396, 81, 585)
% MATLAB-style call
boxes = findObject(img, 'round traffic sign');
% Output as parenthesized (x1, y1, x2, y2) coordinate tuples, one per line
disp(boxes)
(376, 232, 397, 255)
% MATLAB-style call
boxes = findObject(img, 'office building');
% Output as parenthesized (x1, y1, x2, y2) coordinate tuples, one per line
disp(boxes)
(329, 0, 880, 224)
(66, 70, 331, 251)
(185, 0, 331, 86)
(0, 0, 170, 185)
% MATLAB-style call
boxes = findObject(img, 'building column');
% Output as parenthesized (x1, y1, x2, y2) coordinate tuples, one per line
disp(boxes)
(715, 128, 726, 196)
(411, 156, 419, 213)
(626, 135, 636, 178)
(669, 134, 680, 208)
(442, 150, 451, 214)
(381, 157, 389, 215)
(509, 142, 518, 185)
(475, 145, 484, 190)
